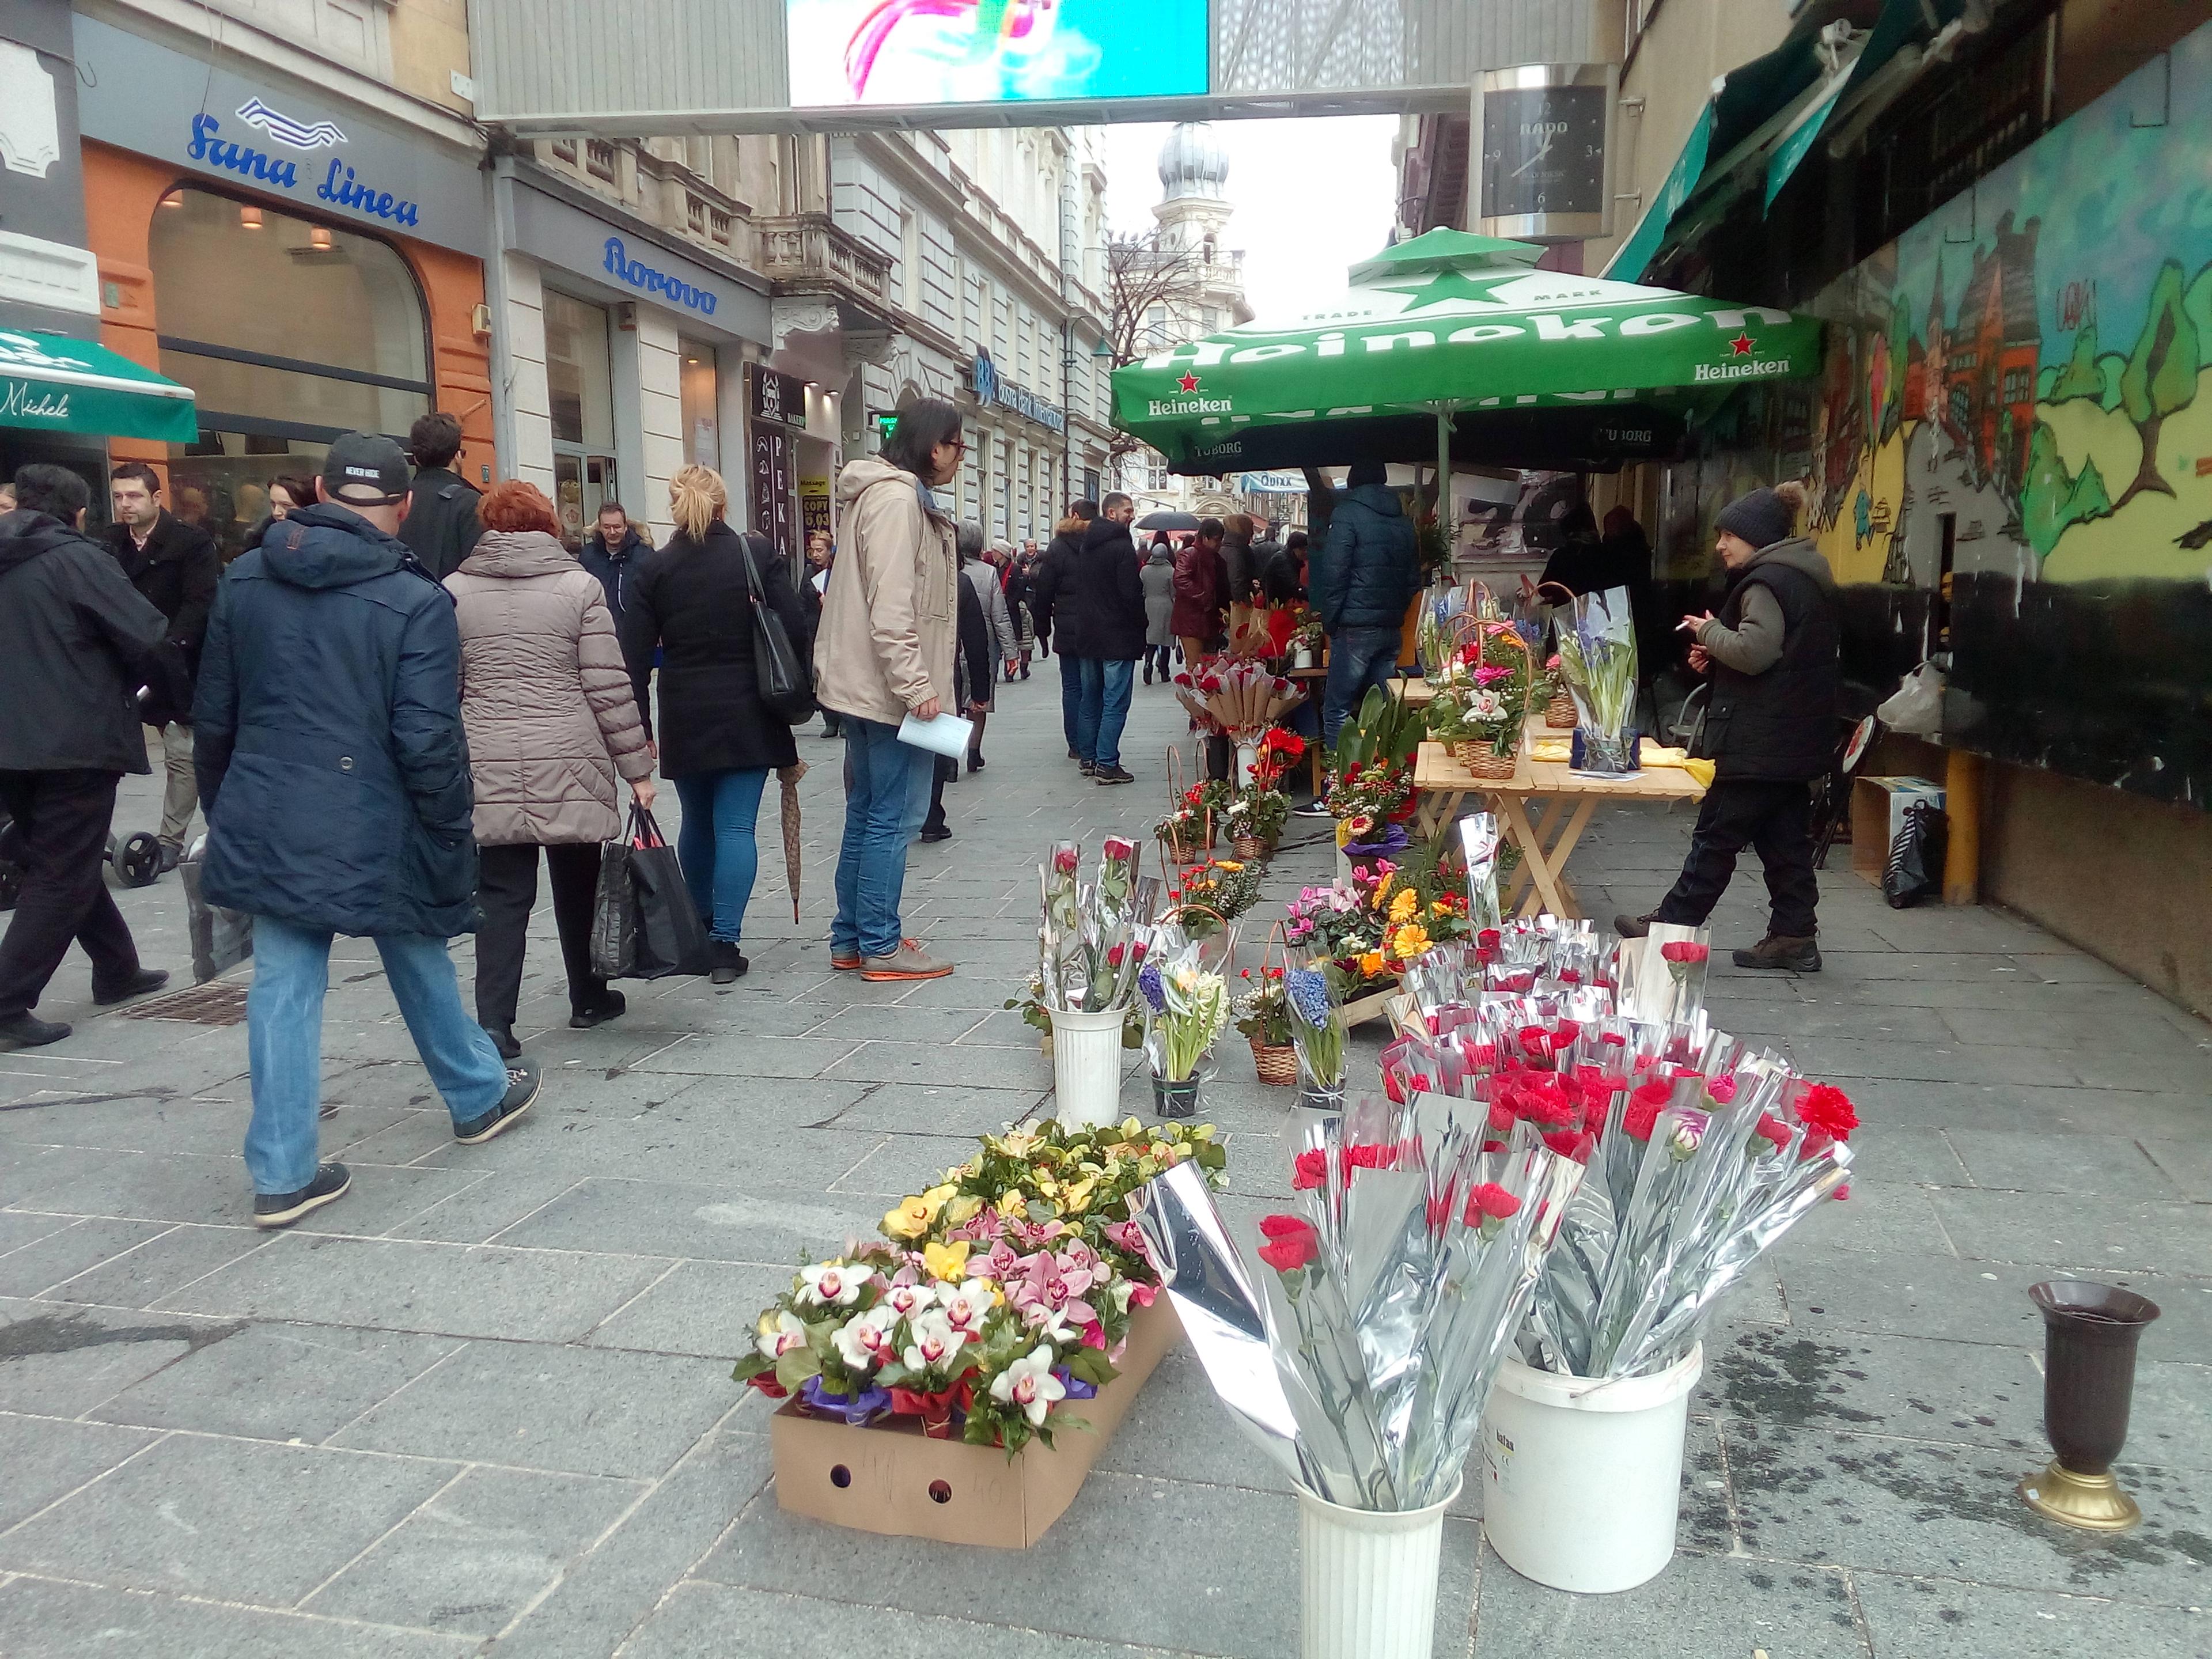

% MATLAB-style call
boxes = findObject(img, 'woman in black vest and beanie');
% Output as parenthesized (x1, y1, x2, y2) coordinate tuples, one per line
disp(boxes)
(1617, 482, 1839, 971)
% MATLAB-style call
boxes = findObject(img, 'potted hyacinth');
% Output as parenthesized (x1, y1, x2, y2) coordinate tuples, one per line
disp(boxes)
(1283, 963, 1347, 1112)
(1139, 947, 1230, 1120)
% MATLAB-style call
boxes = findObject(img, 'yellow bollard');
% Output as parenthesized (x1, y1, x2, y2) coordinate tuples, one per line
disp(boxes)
(1943, 748, 1982, 906)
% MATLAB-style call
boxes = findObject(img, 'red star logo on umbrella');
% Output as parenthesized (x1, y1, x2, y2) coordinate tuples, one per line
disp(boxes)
(1730, 332, 1756, 357)
(1177, 370, 1201, 393)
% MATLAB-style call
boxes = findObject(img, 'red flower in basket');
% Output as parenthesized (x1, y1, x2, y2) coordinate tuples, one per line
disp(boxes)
(1257, 1214, 1320, 1271)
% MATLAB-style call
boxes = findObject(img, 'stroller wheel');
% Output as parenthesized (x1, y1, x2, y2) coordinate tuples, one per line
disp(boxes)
(113, 831, 163, 888)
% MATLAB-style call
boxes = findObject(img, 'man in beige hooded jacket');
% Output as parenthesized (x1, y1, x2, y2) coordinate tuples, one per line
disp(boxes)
(816, 399, 963, 980)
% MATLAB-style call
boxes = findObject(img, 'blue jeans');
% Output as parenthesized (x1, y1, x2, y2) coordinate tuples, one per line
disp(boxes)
(1321, 626, 1405, 753)
(1057, 650, 1083, 755)
(832, 716, 934, 960)
(1076, 658, 1135, 768)
(673, 768, 770, 944)
(244, 915, 507, 1195)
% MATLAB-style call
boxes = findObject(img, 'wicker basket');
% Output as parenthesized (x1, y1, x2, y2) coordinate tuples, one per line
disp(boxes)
(1546, 690, 1578, 728)
(1450, 741, 1518, 779)
(1230, 833, 1270, 862)
(1160, 825, 1199, 865)
(1250, 1039, 1298, 1087)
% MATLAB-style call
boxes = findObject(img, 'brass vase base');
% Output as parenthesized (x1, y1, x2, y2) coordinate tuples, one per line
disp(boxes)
(2018, 1461, 2142, 1531)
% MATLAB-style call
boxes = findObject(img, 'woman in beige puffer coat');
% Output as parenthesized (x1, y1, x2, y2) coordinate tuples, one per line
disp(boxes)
(445, 480, 656, 1058)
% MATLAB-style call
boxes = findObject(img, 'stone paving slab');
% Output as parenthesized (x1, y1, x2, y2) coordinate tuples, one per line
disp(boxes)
(0, 675, 2205, 1653)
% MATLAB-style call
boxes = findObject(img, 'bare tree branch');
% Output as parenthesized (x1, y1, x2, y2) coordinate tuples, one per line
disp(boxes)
(1103, 230, 1211, 462)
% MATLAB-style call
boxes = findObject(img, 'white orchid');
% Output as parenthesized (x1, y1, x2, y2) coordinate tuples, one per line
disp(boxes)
(988, 1344, 1068, 1426)
(1025, 1303, 1078, 1346)
(938, 1279, 995, 1336)
(900, 1311, 969, 1377)
(830, 1306, 896, 1374)
(883, 1280, 939, 1320)
(754, 1309, 808, 1363)
(797, 1262, 865, 1308)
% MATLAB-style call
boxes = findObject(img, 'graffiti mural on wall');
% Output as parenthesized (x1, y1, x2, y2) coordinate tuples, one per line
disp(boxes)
(1808, 29, 2212, 592)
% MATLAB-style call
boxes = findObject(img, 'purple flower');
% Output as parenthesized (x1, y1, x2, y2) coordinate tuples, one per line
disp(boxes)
(798, 1376, 892, 1425)
(1052, 1368, 1099, 1401)
(1138, 961, 1166, 1013)
(1284, 967, 1332, 1029)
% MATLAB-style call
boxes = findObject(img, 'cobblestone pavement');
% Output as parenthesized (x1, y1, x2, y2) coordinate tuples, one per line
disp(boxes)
(1, 672, 2207, 1657)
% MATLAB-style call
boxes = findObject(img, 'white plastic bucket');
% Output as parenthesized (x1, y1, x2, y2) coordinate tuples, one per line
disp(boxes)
(1049, 1006, 1125, 1128)
(1236, 741, 1260, 785)
(1296, 1478, 1460, 1659)
(1481, 1344, 1703, 1593)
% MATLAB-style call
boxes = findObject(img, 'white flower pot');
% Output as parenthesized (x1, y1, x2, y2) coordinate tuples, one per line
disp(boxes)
(1236, 741, 1260, 785)
(1296, 1477, 1460, 1659)
(1480, 1344, 1703, 1594)
(1293, 646, 1315, 669)
(1048, 1006, 1125, 1128)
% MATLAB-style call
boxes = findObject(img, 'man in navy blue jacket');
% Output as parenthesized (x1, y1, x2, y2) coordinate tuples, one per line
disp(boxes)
(195, 433, 537, 1229)
(1309, 461, 1420, 752)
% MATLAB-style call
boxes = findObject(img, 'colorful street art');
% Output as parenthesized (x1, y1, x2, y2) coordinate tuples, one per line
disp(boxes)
(1805, 27, 2212, 591)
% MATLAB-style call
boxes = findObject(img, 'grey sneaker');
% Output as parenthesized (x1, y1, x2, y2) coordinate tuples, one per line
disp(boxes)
(858, 942, 955, 982)
(455, 1060, 540, 1144)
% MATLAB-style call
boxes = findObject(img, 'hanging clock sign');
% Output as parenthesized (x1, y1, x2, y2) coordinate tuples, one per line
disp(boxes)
(1475, 63, 1618, 243)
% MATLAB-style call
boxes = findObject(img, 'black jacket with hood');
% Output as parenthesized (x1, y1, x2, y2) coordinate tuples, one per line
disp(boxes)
(1026, 515, 1087, 650)
(1062, 515, 1148, 662)
(0, 509, 177, 774)
(396, 464, 484, 582)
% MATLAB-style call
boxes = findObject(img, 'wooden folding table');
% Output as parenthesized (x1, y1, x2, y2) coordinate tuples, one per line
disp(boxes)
(1412, 738, 1706, 920)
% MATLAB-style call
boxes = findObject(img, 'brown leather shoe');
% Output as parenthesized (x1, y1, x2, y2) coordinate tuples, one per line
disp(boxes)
(1733, 934, 1822, 972)
(1612, 912, 1657, 940)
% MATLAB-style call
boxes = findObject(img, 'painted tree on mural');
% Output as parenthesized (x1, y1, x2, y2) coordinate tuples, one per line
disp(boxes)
(2020, 422, 2114, 558)
(2115, 260, 2199, 505)
(2050, 323, 2106, 403)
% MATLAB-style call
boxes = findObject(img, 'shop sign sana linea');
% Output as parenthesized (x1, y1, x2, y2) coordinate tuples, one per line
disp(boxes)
(185, 99, 423, 229)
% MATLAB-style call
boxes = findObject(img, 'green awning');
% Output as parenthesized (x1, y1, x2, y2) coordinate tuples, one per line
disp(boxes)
(1113, 229, 1823, 474)
(0, 330, 198, 444)
(1605, 102, 1716, 288)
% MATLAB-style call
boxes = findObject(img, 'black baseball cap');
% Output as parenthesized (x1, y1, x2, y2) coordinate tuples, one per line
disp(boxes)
(320, 431, 412, 506)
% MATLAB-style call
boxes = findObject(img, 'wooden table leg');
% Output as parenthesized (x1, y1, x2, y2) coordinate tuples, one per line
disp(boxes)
(1543, 798, 1599, 918)
(1499, 795, 1546, 911)
(1416, 789, 1467, 840)
(1494, 794, 1566, 916)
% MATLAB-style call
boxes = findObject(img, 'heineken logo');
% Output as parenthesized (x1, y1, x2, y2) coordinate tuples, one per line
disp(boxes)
(1729, 332, 1755, 356)
(1149, 395, 1232, 416)
(1176, 370, 1201, 393)
(1693, 357, 1790, 383)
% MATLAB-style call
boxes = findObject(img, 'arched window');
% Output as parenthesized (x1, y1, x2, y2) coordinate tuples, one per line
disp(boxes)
(150, 185, 433, 558)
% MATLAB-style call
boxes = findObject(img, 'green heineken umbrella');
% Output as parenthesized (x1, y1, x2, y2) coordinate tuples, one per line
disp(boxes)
(0, 329, 198, 445)
(1111, 228, 1822, 480)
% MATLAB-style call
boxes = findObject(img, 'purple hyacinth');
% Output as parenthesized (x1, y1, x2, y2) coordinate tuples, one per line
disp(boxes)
(1284, 966, 1332, 1028)
(1138, 961, 1166, 1013)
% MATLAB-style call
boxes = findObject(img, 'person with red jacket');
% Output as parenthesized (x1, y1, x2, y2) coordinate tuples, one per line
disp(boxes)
(1172, 517, 1225, 666)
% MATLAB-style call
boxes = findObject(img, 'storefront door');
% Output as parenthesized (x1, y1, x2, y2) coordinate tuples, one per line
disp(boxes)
(546, 291, 618, 546)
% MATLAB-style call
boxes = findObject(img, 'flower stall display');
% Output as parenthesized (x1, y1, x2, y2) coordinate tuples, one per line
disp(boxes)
(1235, 963, 1299, 1086)
(1323, 687, 1426, 855)
(743, 1119, 1226, 1548)
(1282, 850, 1471, 1024)
(1130, 1097, 1588, 1658)
(1139, 945, 1233, 1119)
(1552, 585, 1641, 777)
(1222, 728, 1305, 857)
(1036, 837, 1158, 1127)
(1427, 679, 1524, 780)
(1173, 658, 1307, 748)
(1157, 776, 1228, 863)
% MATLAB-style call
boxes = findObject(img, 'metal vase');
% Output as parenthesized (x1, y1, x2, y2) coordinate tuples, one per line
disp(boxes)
(2018, 1279, 2160, 1531)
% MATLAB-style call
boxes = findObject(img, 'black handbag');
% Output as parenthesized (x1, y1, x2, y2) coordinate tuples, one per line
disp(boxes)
(595, 807, 711, 979)
(737, 531, 817, 724)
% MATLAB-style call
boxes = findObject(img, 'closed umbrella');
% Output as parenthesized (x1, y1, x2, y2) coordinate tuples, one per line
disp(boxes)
(777, 760, 808, 922)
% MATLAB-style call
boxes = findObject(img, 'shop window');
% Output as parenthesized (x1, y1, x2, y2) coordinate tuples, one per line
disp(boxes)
(680, 338, 720, 469)
(546, 291, 618, 546)
(150, 185, 432, 559)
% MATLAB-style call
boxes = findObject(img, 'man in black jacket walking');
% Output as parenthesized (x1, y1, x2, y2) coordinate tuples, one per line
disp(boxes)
(395, 411, 482, 581)
(106, 462, 219, 871)
(1066, 493, 1147, 784)
(1617, 483, 1838, 972)
(1028, 501, 1094, 762)
(1, 467, 177, 1048)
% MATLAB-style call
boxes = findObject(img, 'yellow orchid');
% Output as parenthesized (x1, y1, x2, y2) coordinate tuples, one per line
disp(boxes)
(941, 1194, 983, 1227)
(882, 1195, 933, 1239)
(922, 1240, 972, 1282)
(1061, 1176, 1097, 1213)
(921, 1182, 958, 1214)
(997, 1190, 1028, 1219)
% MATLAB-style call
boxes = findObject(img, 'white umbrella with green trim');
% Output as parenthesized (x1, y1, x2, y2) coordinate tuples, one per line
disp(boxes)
(1111, 229, 1822, 483)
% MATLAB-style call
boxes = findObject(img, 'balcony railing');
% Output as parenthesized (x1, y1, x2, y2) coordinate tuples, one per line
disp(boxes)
(756, 214, 892, 306)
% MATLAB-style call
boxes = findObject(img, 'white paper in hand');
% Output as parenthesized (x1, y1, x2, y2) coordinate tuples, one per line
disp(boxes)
(897, 711, 974, 759)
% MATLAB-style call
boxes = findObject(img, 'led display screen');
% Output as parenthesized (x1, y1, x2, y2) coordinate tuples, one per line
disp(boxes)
(787, 0, 1209, 108)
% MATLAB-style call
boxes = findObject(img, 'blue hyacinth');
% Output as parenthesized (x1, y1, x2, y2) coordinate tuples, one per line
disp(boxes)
(1284, 966, 1332, 1028)
(1138, 961, 1167, 1013)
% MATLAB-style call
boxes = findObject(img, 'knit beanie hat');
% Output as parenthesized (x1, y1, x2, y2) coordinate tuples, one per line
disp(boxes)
(1714, 483, 1803, 550)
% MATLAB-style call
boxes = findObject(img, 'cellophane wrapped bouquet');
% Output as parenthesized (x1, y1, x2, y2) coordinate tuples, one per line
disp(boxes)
(1038, 835, 1156, 1014)
(734, 1118, 1227, 1448)
(1378, 922, 1859, 1382)
(1130, 1092, 1586, 1510)
(1140, 938, 1234, 1086)
(1174, 658, 1307, 743)
(1553, 584, 1640, 777)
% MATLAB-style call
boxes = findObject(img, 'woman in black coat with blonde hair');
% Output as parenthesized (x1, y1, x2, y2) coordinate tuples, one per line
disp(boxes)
(620, 466, 812, 984)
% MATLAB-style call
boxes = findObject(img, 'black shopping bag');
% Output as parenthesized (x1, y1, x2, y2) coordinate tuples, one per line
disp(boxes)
(180, 851, 252, 983)
(1881, 800, 1948, 908)
(590, 837, 637, 980)
(624, 807, 712, 979)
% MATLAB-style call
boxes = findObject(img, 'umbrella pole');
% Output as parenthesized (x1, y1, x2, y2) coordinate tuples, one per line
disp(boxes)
(1435, 407, 1453, 531)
